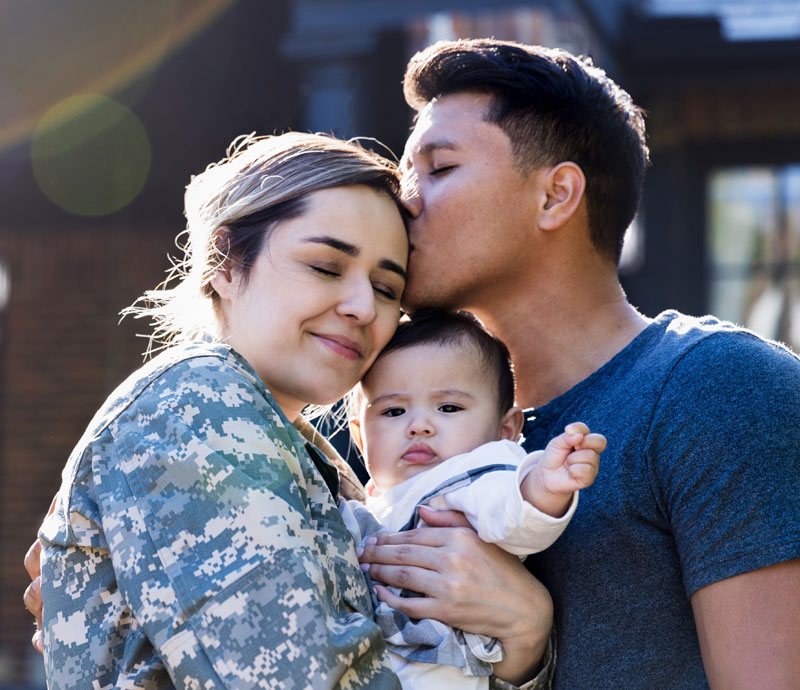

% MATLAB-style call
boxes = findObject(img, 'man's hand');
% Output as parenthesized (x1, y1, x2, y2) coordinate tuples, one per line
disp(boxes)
(359, 506, 553, 684)
(23, 493, 56, 654)
(23, 539, 44, 653)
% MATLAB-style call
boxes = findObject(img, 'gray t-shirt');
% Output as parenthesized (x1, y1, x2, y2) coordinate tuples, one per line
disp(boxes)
(522, 310, 800, 689)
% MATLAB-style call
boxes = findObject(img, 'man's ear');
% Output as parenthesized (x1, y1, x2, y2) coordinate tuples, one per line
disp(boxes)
(208, 227, 236, 299)
(539, 162, 586, 231)
(498, 406, 524, 442)
(349, 417, 364, 452)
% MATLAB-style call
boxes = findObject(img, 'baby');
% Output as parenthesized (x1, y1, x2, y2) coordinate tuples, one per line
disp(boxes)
(340, 309, 606, 690)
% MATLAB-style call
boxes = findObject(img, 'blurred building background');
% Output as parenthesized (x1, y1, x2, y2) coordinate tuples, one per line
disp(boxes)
(1, 0, 799, 686)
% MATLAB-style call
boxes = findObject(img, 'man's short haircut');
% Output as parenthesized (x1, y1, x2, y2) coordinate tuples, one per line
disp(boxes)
(404, 38, 650, 264)
(372, 309, 515, 413)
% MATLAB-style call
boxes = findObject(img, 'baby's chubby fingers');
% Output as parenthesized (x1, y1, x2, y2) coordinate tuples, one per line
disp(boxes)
(563, 421, 590, 437)
(565, 449, 601, 487)
(581, 432, 607, 454)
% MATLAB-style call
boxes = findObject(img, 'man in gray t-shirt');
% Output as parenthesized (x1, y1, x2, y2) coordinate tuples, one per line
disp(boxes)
(361, 39, 800, 689)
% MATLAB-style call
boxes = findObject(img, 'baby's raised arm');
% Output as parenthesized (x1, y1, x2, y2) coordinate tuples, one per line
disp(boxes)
(520, 422, 606, 517)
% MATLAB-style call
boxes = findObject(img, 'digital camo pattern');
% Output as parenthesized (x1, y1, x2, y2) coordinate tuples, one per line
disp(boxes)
(39, 341, 400, 690)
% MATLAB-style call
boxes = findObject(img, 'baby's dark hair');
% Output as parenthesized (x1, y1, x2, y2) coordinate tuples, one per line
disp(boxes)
(374, 309, 515, 412)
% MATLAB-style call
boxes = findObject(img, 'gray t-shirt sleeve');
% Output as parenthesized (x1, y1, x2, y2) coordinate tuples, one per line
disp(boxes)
(644, 331, 800, 596)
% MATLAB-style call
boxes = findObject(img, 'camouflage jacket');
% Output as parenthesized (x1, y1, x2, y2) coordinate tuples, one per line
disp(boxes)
(39, 342, 399, 689)
(39, 341, 552, 690)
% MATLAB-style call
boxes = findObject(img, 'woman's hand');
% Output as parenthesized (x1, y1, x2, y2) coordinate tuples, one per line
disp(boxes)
(358, 505, 553, 684)
(24, 539, 44, 653)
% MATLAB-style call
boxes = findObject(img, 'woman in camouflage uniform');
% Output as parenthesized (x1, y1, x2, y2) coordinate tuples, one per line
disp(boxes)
(32, 132, 552, 690)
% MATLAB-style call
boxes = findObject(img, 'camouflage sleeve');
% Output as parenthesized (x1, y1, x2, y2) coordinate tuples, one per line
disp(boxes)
(41, 538, 175, 688)
(490, 628, 555, 690)
(41, 357, 398, 690)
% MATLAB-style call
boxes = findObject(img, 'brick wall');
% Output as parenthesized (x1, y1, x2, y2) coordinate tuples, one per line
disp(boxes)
(0, 224, 172, 685)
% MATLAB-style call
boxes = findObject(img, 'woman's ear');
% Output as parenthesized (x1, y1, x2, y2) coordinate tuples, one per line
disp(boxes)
(208, 227, 236, 299)
(348, 417, 364, 452)
(539, 162, 586, 231)
(498, 406, 524, 442)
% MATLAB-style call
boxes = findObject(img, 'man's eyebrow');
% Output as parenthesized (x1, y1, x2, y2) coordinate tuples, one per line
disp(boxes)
(401, 139, 459, 169)
(417, 139, 459, 156)
(303, 236, 407, 280)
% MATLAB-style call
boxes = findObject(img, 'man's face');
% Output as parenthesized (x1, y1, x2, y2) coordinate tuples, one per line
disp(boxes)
(400, 91, 541, 312)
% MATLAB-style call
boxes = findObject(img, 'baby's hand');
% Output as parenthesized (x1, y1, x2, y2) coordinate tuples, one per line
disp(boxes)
(521, 422, 606, 517)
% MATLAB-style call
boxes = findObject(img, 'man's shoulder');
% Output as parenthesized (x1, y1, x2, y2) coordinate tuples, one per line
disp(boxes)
(651, 310, 799, 378)
(641, 312, 800, 436)
(637, 310, 798, 375)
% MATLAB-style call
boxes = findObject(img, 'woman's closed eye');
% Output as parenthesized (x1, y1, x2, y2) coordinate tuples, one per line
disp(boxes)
(430, 165, 455, 176)
(309, 263, 340, 277)
(372, 282, 399, 301)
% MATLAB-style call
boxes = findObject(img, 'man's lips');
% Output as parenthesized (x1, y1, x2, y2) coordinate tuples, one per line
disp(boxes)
(313, 333, 364, 361)
(402, 442, 437, 464)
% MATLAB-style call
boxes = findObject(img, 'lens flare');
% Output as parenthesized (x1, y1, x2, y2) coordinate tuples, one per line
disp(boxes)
(31, 93, 151, 217)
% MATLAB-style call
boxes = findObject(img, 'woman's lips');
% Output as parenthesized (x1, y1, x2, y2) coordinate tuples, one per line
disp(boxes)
(313, 333, 363, 361)
(402, 442, 437, 464)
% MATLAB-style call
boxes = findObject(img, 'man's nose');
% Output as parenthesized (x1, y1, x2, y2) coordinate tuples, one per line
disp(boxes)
(400, 172, 422, 218)
(402, 191, 422, 219)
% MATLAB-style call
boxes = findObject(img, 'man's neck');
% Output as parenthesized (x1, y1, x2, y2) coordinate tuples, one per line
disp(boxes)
(472, 271, 649, 409)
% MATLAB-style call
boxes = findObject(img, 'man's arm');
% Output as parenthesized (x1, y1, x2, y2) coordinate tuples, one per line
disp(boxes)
(23, 539, 44, 652)
(691, 559, 800, 689)
(361, 505, 553, 686)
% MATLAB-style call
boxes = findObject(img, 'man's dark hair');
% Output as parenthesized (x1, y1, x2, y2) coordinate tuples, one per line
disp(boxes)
(404, 38, 650, 264)
(372, 309, 515, 413)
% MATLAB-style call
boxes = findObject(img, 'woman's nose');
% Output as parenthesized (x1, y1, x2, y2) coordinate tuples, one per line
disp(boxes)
(336, 278, 377, 323)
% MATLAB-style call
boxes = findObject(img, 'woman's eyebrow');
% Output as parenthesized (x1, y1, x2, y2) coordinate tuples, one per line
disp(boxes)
(304, 235, 358, 256)
(379, 259, 407, 280)
(303, 235, 407, 280)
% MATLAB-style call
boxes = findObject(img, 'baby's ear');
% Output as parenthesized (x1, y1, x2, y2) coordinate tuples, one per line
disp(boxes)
(348, 417, 364, 452)
(498, 406, 524, 442)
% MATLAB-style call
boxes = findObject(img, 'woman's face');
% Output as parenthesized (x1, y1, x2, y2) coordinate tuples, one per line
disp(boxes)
(213, 185, 408, 420)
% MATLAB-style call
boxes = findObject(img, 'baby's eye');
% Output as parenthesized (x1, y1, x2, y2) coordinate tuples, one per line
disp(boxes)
(382, 407, 405, 417)
(438, 404, 463, 413)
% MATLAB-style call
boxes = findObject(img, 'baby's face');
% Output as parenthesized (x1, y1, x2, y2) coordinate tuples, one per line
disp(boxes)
(357, 342, 506, 493)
